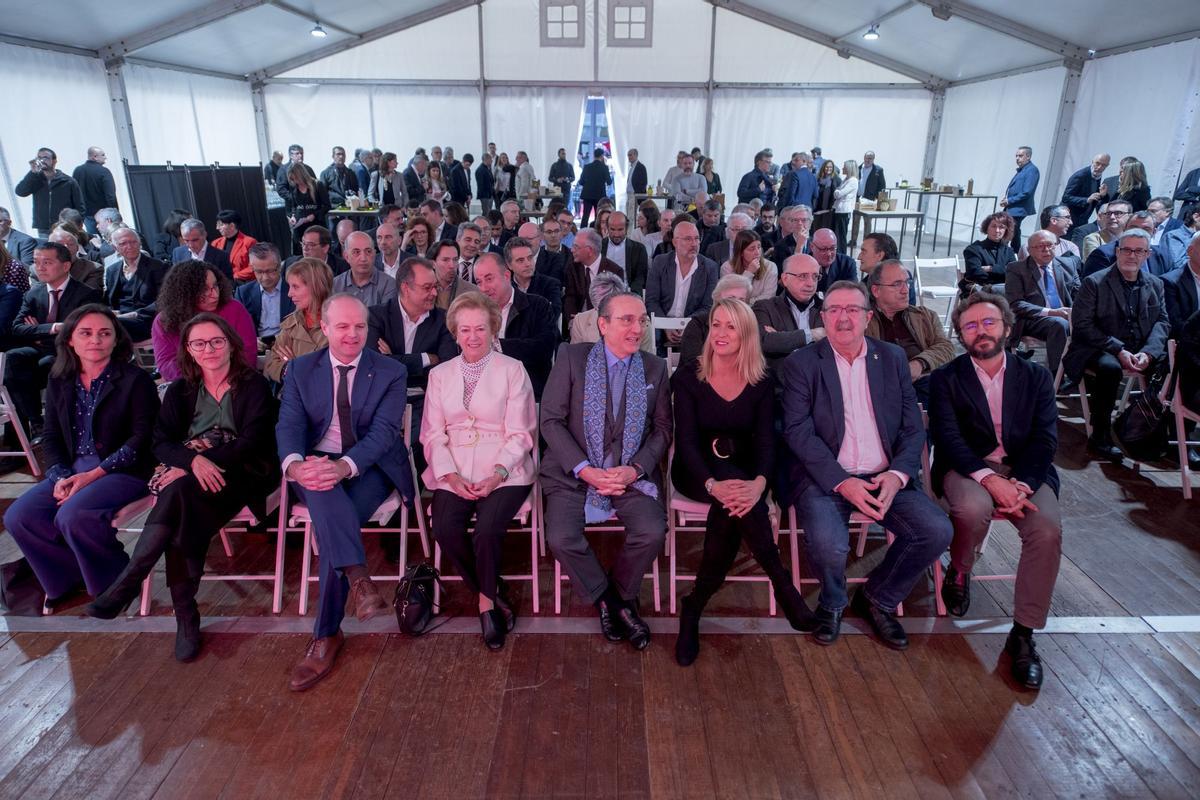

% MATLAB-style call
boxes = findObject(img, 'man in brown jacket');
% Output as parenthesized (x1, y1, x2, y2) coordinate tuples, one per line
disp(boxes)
(866, 259, 954, 405)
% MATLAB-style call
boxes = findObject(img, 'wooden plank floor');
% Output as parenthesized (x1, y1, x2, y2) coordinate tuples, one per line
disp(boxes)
(0, 402, 1196, 798)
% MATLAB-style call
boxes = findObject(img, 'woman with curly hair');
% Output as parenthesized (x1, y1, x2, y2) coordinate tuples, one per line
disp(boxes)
(87, 312, 278, 662)
(401, 215, 435, 257)
(962, 211, 1017, 288)
(151, 260, 257, 381)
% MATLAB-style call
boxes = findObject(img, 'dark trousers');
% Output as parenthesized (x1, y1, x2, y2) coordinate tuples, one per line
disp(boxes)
(294, 465, 394, 638)
(691, 498, 793, 605)
(794, 481, 952, 613)
(1084, 351, 1125, 438)
(1011, 215, 1028, 253)
(834, 212, 850, 254)
(544, 484, 666, 604)
(431, 485, 530, 602)
(1018, 315, 1069, 378)
(118, 316, 154, 343)
(4, 473, 148, 597)
(4, 346, 53, 427)
(580, 199, 599, 229)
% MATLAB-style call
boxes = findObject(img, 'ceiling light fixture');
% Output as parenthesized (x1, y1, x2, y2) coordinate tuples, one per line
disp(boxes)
(311, 21, 327, 38)
(862, 24, 880, 41)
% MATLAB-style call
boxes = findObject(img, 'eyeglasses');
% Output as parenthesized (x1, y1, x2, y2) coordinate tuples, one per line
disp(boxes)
(1101, 210, 1130, 217)
(783, 272, 819, 283)
(1117, 247, 1150, 257)
(604, 314, 651, 328)
(811, 243, 837, 252)
(822, 305, 869, 317)
(880, 279, 911, 289)
(253, 268, 279, 277)
(961, 318, 1001, 335)
(186, 336, 228, 353)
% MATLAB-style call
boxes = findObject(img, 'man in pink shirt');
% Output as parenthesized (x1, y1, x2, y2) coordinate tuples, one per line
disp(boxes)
(780, 280, 952, 650)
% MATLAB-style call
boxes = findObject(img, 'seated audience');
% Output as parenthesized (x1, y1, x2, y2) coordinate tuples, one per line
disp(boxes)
(963, 212, 1016, 289)
(569, 272, 653, 352)
(276, 294, 415, 691)
(601, 212, 648, 295)
(808, 228, 859, 296)
(173, 219, 233, 281)
(1164, 232, 1200, 336)
(1017, 205, 1082, 272)
(704, 211, 752, 266)
(638, 202, 665, 255)
(420, 292, 537, 651)
(719, 230, 777, 303)
(284, 225, 350, 276)
(333, 232, 398, 307)
(366, 256, 457, 395)
(540, 291, 671, 651)
(506, 236, 562, 322)
(4, 305, 158, 607)
(455, 223, 485, 282)
(680, 274, 752, 367)
(770, 205, 813, 265)
(152, 261, 256, 382)
(754, 253, 825, 373)
(472, 253, 557, 398)
(373, 223, 404, 280)
(1163, 202, 1200, 268)
(673, 297, 815, 667)
(0, 206, 37, 265)
(152, 210, 189, 263)
(564, 228, 623, 334)
(86, 313, 278, 664)
(263, 258, 333, 383)
(1063, 229, 1170, 461)
(430, 239, 476, 311)
(104, 226, 166, 342)
(212, 210, 258, 284)
(536, 217, 570, 284)
(930, 291, 1062, 690)
(1005, 230, 1074, 378)
(646, 220, 719, 350)
(865, 259, 954, 405)
(756, 203, 780, 249)
(781, 280, 952, 650)
(401, 216, 434, 258)
(47, 226, 102, 291)
(1083, 211, 1173, 277)
(696, 200, 726, 251)
(6, 243, 102, 433)
(1082, 200, 1132, 261)
(421, 199, 458, 243)
(236, 242, 293, 349)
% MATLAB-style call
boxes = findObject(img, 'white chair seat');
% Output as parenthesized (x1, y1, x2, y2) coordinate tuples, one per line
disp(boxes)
(919, 285, 957, 297)
(290, 490, 402, 527)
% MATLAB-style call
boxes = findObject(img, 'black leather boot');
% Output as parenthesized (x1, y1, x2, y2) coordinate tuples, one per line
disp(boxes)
(675, 594, 705, 666)
(85, 523, 173, 619)
(772, 578, 818, 633)
(171, 578, 202, 663)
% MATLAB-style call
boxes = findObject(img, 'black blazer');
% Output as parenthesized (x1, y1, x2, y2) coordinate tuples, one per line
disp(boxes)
(365, 301, 458, 390)
(539, 342, 672, 494)
(563, 256, 624, 332)
(500, 289, 558, 398)
(449, 163, 472, 204)
(105, 257, 168, 316)
(43, 360, 160, 480)
(753, 294, 823, 372)
(402, 166, 426, 207)
(172, 245, 233, 282)
(645, 253, 719, 319)
(929, 353, 1059, 498)
(601, 238, 649, 295)
(4, 228, 36, 265)
(860, 164, 887, 200)
(962, 239, 1015, 285)
(578, 160, 612, 202)
(12, 278, 102, 348)
(1061, 165, 1102, 229)
(474, 163, 495, 200)
(1164, 267, 1200, 336)
(154, 371, 280, 499)
(628, 161, 648, 194)
(1062, 267, 1170, 380)
(235, 281, 295, 333)
(520, 273, 563, 321)
(536, 248, 568, 285)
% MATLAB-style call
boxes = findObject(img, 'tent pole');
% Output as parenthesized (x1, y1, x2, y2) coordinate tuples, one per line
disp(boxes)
(104, 58, 140, 166)
(704, 3, 716, 155)
(1043, 60, 1084, 208)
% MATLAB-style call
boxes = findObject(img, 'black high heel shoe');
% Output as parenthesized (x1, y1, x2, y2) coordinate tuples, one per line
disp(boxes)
(480, 609, 506, 650)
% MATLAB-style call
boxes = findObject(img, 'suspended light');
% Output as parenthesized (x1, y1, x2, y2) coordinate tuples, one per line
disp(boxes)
(862, 24, 880, 41)
(311, 21, 328, 38)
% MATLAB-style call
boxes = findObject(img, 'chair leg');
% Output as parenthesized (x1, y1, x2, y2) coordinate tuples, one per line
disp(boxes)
(139, 575, 152, 616)
(667, 515, 678, 615)
(530, 509, 540, 615)
(413, 493, 430, 558)
(1, 386, 41, 476)
(271, 523, 286, 615)
(433, 540, 442, 608)
(1179, 406, 1194, 500)
(650, 557, 661, 612)
(219, 529, 234, 558)
(554, 559, 562, 615)
(932, 559, 946, 616)
(299, 523, 314, 615)
(1079, 375, 1092, 437)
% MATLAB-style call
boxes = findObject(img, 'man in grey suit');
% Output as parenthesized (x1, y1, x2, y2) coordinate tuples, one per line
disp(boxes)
(1005, 230, 1074, 379)
(753, 253, 825, 373)
(645, 220, 718, 349)
(0, 207, 36, 265)
(540, 292, 672, 651)
(600, 212, 649, 295)
(703, 212, 754, 267)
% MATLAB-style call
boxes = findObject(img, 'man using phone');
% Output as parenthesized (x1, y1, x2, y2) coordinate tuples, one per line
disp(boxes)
(15, 148, 84, 239)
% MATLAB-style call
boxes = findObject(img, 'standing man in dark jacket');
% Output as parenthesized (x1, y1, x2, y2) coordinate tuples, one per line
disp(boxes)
(1000, 146, 1041, 253)
(71, 147, 118, 236)
(475, 153, 496, 215)
(16, 148, 84, 238)
(1060, 153, 1110, 229)
(319, 146, 360, 208)
(549, 149, 576, 213)
(578, 148, 613, 229)
(736, 150, 776, 205)
(450, 154, 474, 206)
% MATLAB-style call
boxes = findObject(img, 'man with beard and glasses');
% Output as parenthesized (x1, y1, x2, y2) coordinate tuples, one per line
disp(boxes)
(929, 290, 1062, 690)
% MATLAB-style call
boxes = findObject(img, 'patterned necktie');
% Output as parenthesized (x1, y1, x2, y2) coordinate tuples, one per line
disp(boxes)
(460, 258, 471, 283)
(47, 289, 62, 324)
(335, 365, 356, 453)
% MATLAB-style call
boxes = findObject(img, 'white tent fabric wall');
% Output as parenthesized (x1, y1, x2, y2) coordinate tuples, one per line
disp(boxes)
(0, 43, 130, 233)
(1065, 39, 1200, 205)
(934, 67, 1065, 235)
(708, 89, 931, 204)
(483, 0, 594, 82)
(373, 85, 483, 165)
(263, 84, 374, 167)
(598, 0, 709, 83)
(124, 63, 258, 167)
(486, 87, 586, 190)
(606, 88, 707, 206)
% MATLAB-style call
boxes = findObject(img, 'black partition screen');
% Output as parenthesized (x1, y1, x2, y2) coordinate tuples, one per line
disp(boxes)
(123, 163, 287, 254)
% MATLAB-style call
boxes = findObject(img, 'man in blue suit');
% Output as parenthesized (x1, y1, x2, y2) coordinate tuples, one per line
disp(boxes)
(276, 294, 415, 691)
(780, 280, 952, 651)
(235, 242, 294, 348)
(781, 153, 818, 211)
(1001, 146, 1040, 254)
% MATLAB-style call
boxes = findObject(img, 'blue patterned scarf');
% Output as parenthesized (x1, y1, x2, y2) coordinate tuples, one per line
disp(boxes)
(583, 340, 658, 522)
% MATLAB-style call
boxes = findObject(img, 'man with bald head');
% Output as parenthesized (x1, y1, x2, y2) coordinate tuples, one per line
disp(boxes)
(333, 231, 397, 307)
(564, 227, 624, 335)
(1083, 211, 1174, 277)
(371, 223, 403, 280)
(1005, 229, 1074, 378)
(704, 212, 754, 266)
(755, 253, 826, 372)
(646, 219, 719, 347)
(1062, 153, 1111, 229)
(601, 212, 649, 295)
(71, 146, 117, 235)
(47, 227, 102, 291)
(809, 228, 859, 295)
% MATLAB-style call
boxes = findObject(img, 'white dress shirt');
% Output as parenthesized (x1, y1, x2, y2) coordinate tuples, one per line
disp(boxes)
(283, 352, 363, 479)
(400, 301, 432, 367)
(668, 256, 698, 318)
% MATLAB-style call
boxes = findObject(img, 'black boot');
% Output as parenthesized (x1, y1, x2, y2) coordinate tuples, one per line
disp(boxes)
(772, 578, 818, 633)
(675, 594, 705, 667)
(85, 523, 173, 619)
(171, 579, 202, 663)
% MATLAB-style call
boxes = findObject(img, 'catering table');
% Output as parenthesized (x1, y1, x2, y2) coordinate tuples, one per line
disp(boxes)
(899, 188, 999, 256)
(327, 207, 382, 223)
(852, 208, 925, 256)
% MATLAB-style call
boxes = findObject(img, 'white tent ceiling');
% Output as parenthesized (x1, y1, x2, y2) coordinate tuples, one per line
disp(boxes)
(2, 0, 1198, 85)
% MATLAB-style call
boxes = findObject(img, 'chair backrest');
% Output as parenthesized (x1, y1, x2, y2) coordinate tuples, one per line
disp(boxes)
(650, 314, 690, 333)
(912, 255, 963, 292)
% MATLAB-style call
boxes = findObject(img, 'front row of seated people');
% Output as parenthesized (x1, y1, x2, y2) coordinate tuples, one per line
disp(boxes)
(5, 275, 1072, 691)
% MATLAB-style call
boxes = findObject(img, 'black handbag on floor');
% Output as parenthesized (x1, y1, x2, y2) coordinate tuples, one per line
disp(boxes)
(0, 558, 46, 616)
(393, 561, 445, 636)
(1113, 366, 1174, 461)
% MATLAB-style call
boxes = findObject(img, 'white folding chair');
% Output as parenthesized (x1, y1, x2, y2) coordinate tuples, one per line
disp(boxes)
(0, 352, 41, 476)
(912, 256, 960, 333)
(1078, 368, 1147, 438)
(651, 314, 690, 373)
(1165, 340, 1200, 499)
(292, 405, 431, 614)
(552, 509, 662, 614)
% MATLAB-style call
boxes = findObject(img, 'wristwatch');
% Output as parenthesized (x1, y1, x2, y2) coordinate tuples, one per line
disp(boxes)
(705, 477, 716, 495)
(494, 464, 509, 480)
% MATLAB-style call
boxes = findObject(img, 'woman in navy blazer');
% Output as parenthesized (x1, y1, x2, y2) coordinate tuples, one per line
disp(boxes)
(4, 304, 158, 607)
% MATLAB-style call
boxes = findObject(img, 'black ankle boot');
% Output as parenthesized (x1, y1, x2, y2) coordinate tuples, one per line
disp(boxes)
(675, 595, 705, 667)
(85, 523, 173, 619)
(773, 578, 818, 633)
(171, 579, 202, 662)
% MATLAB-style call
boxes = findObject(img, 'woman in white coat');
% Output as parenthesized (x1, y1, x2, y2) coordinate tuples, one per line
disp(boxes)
(832, 159, 859, 254)
(420, 291, 537, 651)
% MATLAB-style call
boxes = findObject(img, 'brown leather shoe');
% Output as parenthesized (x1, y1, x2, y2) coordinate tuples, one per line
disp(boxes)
(289, 630, 345, 692)
(348, 576, 388, 622)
